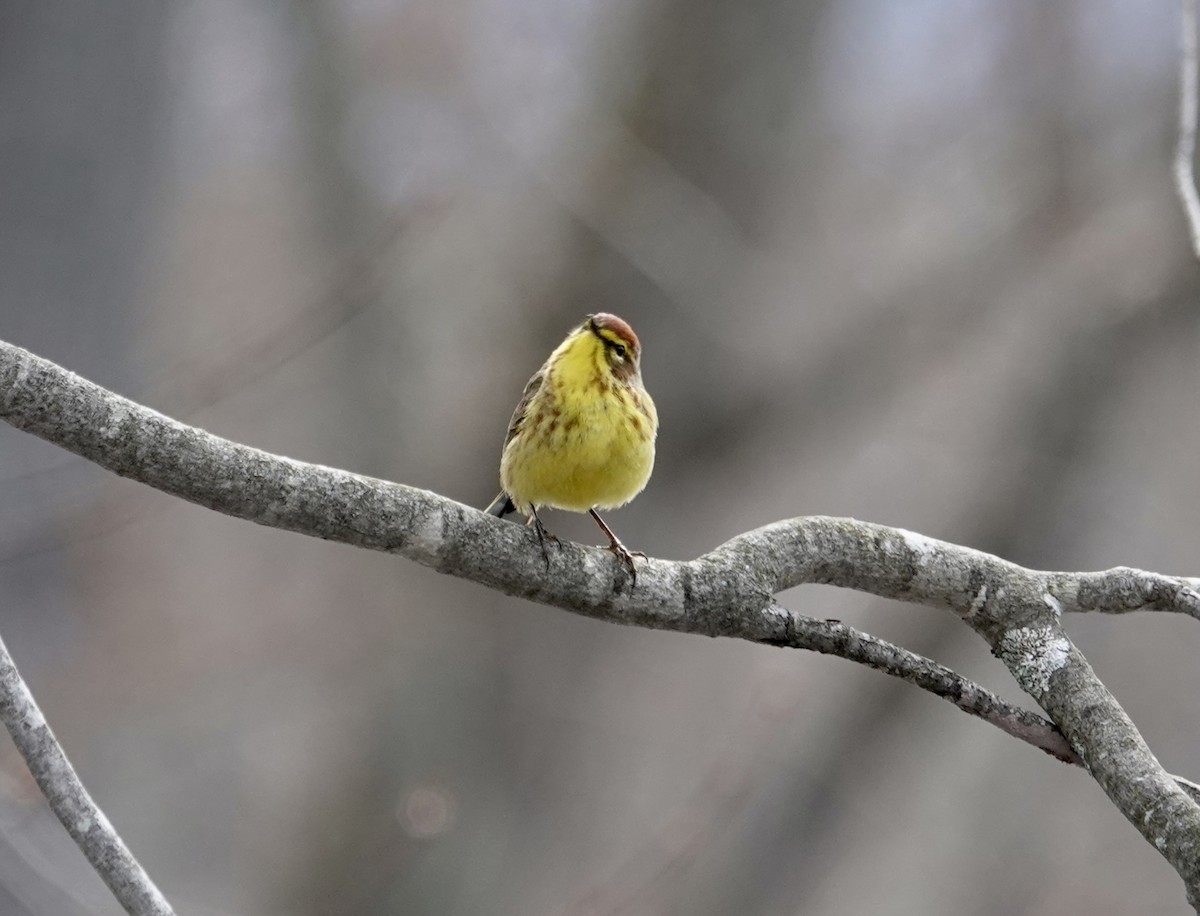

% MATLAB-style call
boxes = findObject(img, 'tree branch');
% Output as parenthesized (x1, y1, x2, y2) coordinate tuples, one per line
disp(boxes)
(3, 337, 1200, 909)
(769, 605, 1079, 764)
(1177, 0, 1200, 257)
(0, 627, 174, 915)
(1054, 567, 1200, 618)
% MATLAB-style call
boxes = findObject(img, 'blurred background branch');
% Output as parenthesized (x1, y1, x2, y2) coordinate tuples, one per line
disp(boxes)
(1176, 0, 1200, 256)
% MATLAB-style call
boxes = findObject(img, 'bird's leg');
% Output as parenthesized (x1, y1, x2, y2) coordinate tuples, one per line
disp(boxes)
(588, 509, 644, 583)
(527, 506, 560, 569)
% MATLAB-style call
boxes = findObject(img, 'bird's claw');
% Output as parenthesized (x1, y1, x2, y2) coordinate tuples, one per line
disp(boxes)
(604, 541, 643, 585)
(530, 514, 561, 569)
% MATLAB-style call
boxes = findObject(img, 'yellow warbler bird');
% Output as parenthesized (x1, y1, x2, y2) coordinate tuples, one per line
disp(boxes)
(485, 313, 657, 580)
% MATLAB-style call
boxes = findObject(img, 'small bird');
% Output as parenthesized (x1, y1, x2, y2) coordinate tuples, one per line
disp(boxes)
(485, 313, 657, 580)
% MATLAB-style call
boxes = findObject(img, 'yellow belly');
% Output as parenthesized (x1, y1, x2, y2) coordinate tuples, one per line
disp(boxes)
(501, 389, 656, 513)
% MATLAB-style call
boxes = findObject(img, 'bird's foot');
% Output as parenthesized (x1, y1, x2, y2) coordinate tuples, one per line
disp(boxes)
(529, 511, 561, 569)
(602, 538, 643, 586)
(587, 508, 644, 586)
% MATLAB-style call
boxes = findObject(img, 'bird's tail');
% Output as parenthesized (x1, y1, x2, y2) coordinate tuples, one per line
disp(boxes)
(485, 492, 516, 517)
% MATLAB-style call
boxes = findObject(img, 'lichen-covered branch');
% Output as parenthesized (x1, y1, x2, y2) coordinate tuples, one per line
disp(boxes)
(3, 337, 1200, 908)
(0, 628, 175, 916)
(761, 604, 1079, 764)
(1055, 567, 1200, 618)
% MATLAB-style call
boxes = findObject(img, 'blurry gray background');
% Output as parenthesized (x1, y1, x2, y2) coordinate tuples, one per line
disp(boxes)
(1, 2, 1198, 914)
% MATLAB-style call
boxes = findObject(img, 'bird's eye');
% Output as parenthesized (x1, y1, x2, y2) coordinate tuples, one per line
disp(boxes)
(613, 344, 627, 359)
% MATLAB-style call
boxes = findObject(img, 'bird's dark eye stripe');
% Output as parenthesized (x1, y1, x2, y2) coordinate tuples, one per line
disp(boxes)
(588, 319, 633, 357)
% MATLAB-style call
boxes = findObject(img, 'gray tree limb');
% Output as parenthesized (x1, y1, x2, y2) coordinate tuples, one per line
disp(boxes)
(0, 625, 174, 916)
(3, 337, 1200, 910)
(771, 605, 1078, 764)
(1177, 0, 1200, 257)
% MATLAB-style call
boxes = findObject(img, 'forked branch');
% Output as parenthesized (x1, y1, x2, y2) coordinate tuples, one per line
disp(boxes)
(2, 338, 1200, 910)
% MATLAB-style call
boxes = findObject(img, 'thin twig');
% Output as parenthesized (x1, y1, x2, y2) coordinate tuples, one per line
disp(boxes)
(768, 605, 1079, 763)
(767, 606, 1200, 799)
(0, 629, 174, 916)
(1176, 0, 1200, 258)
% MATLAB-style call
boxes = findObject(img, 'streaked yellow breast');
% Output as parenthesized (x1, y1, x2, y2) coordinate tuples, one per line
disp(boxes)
(500, 328, 657, 513)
